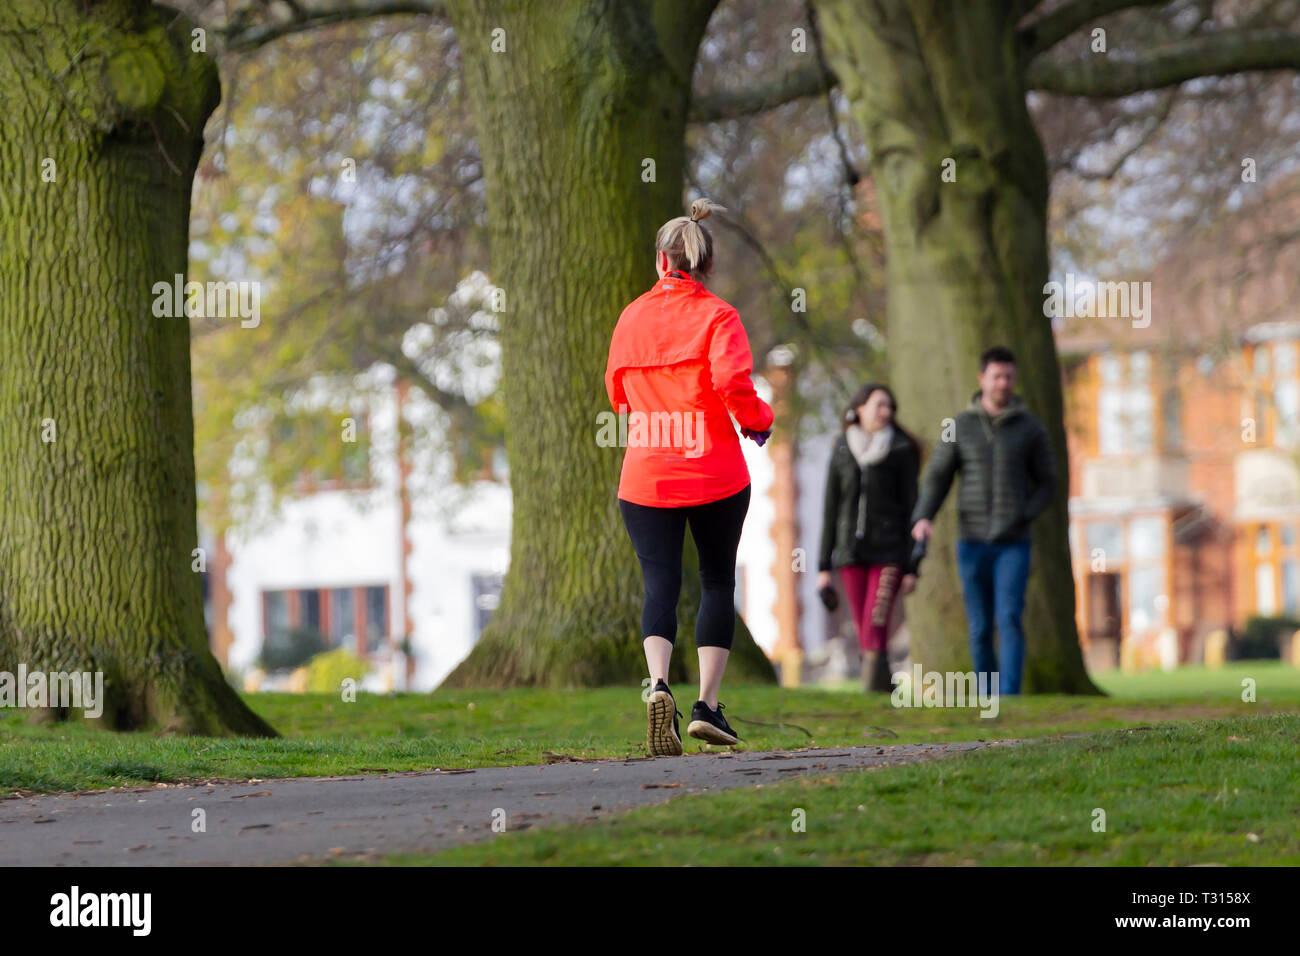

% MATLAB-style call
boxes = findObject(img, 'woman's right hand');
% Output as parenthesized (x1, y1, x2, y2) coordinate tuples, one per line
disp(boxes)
(816, 570, 832, 590)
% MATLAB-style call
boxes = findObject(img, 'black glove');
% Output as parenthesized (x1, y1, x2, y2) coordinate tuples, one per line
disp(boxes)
(818, 584, 839, 612)
(909, 536, 928, 574)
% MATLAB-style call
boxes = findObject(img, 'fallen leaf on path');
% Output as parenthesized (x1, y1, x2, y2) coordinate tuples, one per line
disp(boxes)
(543, 751, 589, 763)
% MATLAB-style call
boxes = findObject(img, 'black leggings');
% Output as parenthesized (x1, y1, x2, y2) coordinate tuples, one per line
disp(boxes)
(618, 485, 751, 650)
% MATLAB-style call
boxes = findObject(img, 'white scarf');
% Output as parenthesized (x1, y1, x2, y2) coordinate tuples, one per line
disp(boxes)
(846, 424, 893, 541)
(846, 423, 893, 467)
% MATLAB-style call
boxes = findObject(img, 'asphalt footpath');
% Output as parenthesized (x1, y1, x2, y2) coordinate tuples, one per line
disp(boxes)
(0, 739, 1023, 865)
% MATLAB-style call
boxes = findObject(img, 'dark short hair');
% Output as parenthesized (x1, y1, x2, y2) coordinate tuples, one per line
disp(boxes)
(979, 345, 1016, 371)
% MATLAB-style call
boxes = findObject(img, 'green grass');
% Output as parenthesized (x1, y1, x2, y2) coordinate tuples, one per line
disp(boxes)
(387, 714, 1300, 866)
(1091, 662, 1299, 699)
(0, 662, 1295, 798)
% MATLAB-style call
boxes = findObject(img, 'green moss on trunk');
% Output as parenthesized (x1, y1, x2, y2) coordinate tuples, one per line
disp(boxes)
(815, 0, 1099, 694)
(442, 0, 774, 688)
(0, 1, 276, 734)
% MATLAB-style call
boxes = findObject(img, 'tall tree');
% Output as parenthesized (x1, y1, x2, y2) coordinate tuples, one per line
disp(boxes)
(0, 1, 274, 733)
(812, 0, 1092, 691)
(210, 0, 777, 686)
(438, 0, 776, 686)
(695, 0, 1300, 691)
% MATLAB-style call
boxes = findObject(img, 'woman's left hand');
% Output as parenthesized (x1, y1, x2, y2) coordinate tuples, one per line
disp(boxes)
(900, 573, 917, 595)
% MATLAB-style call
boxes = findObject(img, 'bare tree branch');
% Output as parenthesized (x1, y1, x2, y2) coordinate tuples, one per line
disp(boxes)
(1064, 87, 1179, 178)
(219, 1, 445, 53)
(1019, 0, 1173, 59)
(690, 59, 836, 122)
(1027, 27, 1300, 96)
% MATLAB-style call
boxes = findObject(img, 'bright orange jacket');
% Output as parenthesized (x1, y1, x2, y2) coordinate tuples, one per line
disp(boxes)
(605, 272, 774, 507)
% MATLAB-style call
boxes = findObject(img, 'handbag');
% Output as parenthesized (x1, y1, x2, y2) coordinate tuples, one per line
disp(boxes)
(818, 583, 839, 612)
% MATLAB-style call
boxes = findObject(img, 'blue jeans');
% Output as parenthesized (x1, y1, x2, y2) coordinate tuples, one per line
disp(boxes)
(955, 539, 1031, 695)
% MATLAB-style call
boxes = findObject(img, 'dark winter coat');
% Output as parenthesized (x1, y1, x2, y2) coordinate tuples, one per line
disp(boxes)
(910, 391, 1056, 543)
(818, 427, 920, 574)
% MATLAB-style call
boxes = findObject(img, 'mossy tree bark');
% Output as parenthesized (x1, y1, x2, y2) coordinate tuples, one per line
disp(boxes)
(442, 0, 774, 687)
(0, 1, 277, 733)
(814, 0, 1099, 693)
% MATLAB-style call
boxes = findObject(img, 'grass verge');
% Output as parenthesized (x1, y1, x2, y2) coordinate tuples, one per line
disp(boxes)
(0, 662, 1294, 797)
(384, 713, 1300, 866)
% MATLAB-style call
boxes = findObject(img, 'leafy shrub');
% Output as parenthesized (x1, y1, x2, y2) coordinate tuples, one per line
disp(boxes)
(258, 626, 326, 672)
(1235, 616, 1296, 660)
(304, 647, 370, 694)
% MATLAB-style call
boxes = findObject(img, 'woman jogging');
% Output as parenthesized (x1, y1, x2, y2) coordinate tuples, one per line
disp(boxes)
(604, 197, 774, 757)
(817, 384, 922, 692)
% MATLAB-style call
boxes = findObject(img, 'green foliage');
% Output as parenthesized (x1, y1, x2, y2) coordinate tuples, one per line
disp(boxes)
(305, 648, 371, 694)
(1237, 616, 1295, 660)
(259, 626, 327, 672)
(188, 24, 494, 537)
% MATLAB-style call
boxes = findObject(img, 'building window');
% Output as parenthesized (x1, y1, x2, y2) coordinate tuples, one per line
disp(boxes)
(1256, 564, 1278, 615)
(364, 586, 389, 654)
(1276, 342, 1297, 375)
(328, 587, 355, 650)
(1077, 514, 1168, 640)
(263, 590, 291, 648)
(1126, 516, 1166, 632)
(1276, 381, 1299, 448)
(1284, 560, 1300, 616)
(300, 590, 322, 636)
(261, 585, 390, 658)
(1248, 522, 1300, 617)
(470, 573, 504, 644)
(1247, 340, 1300, 450)
(1129, 350, 1150, 382)
(1086, 521, 1123, 567)
(1097, 350, 1154, 454)
(1128, 566, 1161, 632)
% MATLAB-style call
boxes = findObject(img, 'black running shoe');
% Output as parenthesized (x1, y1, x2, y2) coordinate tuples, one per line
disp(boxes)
(687, 700, 739, 745)
(646, 679, 683, 757)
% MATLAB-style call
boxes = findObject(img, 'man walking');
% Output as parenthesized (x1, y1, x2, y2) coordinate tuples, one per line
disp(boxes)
(910, 346, 1056, 695)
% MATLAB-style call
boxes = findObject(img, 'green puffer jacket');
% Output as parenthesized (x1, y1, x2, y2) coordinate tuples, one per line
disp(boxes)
(910, 391, 1056, 543)
(818, 427, 920, 573)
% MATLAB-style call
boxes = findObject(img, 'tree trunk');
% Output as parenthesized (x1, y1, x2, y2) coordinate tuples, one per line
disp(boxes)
(815, 0, 1099, 693)
(442, 0, 775, 687)
(0, 1, 277, 734)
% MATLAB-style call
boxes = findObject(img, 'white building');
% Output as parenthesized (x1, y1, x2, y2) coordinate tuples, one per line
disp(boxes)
(207, 374, 844, 691)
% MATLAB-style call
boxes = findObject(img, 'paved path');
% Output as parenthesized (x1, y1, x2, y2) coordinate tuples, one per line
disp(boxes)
(0, 740, 1022, 865)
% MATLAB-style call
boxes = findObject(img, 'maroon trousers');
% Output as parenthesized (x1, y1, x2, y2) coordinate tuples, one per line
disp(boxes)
(839, 563, 902, 654)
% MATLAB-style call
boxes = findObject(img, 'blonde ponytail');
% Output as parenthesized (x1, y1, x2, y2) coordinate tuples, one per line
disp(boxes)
(656, 197, 726, 278)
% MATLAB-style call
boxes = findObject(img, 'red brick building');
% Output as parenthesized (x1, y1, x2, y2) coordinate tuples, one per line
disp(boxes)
(1057, 185, 1300, 667)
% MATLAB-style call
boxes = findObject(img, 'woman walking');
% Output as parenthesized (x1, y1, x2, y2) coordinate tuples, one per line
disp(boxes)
(605, 197, 774, 757)
(817, 384, 922, 691)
